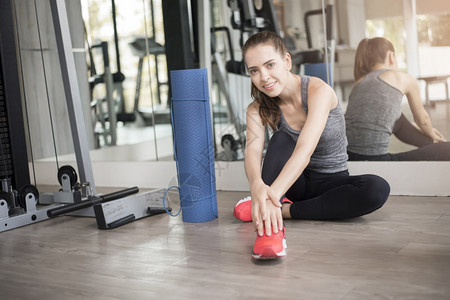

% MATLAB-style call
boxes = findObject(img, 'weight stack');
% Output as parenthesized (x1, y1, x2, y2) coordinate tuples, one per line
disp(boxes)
(170, 68, 218, 223)
(0, 8, 31, 190)
(0, 61, 14, 180)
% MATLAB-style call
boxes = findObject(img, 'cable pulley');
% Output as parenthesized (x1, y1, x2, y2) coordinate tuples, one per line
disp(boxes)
(17, 184, 39, 210)
(57, 165, 78, 189)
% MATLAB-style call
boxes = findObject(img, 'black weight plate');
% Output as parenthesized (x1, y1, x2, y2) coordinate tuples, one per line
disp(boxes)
(57, 165, 78, 188)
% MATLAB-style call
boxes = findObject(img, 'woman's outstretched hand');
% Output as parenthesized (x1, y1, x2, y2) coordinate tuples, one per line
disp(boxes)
(251, 183, 282, 237)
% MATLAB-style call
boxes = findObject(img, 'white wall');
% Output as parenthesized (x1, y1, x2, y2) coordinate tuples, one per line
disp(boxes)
(365, 0, 450, 19)
(418, 47, 450, 77)
(32, 160, 450, 196)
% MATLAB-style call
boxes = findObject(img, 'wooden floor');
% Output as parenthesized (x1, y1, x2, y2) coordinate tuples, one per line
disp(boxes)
(1, 189, 449, 299)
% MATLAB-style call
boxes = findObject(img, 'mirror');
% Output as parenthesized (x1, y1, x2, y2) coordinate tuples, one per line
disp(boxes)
(12, 0, 450, 169)
(14, 0, 174, 169)
(211, 0, 450, 161)
(80, 0, 172, 159)
(341, 0, 450, 159)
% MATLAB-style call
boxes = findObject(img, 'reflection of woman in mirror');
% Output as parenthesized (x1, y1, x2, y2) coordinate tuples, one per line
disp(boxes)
(233, 31, 390, 259)
(216, 134, 238, 161)
(345, 37, 450, 161)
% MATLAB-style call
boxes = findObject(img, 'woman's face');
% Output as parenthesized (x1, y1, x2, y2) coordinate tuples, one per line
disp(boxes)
(245, 43, 290, 98)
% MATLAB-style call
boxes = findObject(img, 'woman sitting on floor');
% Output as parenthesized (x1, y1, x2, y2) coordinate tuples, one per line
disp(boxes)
(345, 37, 450, 161)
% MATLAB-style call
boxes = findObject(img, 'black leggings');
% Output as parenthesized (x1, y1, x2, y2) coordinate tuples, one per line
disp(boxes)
(262, 131, 390, 220)
(348, 113, 450, 161)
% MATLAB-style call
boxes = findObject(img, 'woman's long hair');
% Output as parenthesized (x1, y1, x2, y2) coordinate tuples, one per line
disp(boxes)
(242, 31, 287, 131)
(354, 37, 395, 81)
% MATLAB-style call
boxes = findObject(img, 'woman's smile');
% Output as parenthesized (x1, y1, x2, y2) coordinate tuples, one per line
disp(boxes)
(263, 81, 276, 90)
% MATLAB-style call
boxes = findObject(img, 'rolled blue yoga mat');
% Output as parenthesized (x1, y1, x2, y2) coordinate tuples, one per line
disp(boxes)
(170, 68, 218, 223)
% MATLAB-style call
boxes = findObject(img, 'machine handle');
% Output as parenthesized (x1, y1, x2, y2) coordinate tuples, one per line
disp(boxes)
(47, 186, 139, 218)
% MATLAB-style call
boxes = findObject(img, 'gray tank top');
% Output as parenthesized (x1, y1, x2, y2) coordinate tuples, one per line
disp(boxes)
(277, 75, 348, 173)
(345, 69, 403, 155)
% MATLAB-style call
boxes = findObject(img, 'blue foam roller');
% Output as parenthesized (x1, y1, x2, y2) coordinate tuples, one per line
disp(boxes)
(170, 68, 218, 223)
(304, 63, 333, 87)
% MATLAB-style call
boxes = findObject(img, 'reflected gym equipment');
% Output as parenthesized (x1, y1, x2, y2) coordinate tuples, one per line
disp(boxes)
(214, 1, 335, 160)
(128, 37, 169, 125)
(301, 4, 335, 86)
(88, 41, 118, 147)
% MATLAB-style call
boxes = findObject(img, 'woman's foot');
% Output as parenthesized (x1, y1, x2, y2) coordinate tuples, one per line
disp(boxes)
(252, 226, 287, 259)
(233, 196, 252, 221)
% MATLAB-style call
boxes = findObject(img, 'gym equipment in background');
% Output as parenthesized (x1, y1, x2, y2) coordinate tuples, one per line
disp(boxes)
(128, 37, 169, 125)
(302, 4, 335, 86)
(42, 164, 168, 230)
(0, 0, 64, 232)
(93, 188, 167, 229)
(169, 68, 218, 223)
(88, 41, 118, 147)
(208, 0, 281, 160)
(46, 185, 139, 218)
(1, 0, 168, 232)
(0, 181, 64, 233)
(0, 1, 31, 192)
(210, 26, 247, 151)
(228, 0, 280, 48)
(90, 0, 135, 125)
(46, 0, 169, 228)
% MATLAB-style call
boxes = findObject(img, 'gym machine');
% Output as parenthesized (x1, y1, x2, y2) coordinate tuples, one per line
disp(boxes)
(0, 0, 60, 232)
(209, 0, 282, 160)
(87, 0, 136, 139)
(87, 0, 169, 147)
(128, 37, 168, 125)
(301, 4, 335, 86)
(49, 0, 170, 229)
(0, 2, 62, 232)
(0, 0, 169, 232)
(88, 41, 118, 147)
(227, 0, 280, 48)
(226, 1, 333, 79)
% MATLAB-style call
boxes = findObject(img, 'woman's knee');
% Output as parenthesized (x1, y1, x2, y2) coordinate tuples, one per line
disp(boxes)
(262, 131, 295, 184)
(268, 131, 295, 149)
(264, 131, 295, 164)
(363, 175, 390, 209)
